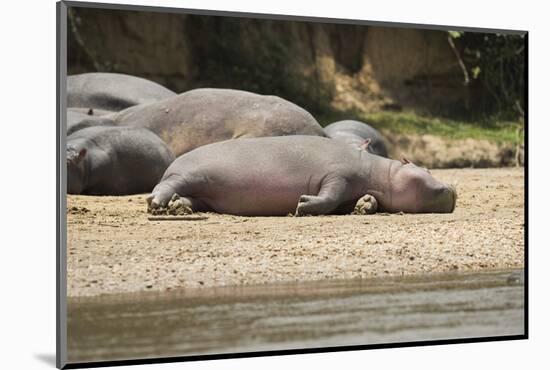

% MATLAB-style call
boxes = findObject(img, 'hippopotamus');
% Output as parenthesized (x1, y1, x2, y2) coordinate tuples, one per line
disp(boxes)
(67, 126, 175, 195)
(67, 72, 176, 112)
(324, 120, 389, 157)
(147, 136, 456, 216)
(111, 88, 327, 156)
(67, 108, 116, 136)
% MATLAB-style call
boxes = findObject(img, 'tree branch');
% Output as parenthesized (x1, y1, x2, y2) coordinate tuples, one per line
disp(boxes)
(447, 35, 470, 86)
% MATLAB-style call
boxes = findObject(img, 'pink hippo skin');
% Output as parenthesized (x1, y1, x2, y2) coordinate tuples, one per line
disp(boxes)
(147, 136, 456, 216)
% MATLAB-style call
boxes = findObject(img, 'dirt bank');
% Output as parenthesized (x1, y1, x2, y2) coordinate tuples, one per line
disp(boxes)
(383, 132, 524, 168)
(67, 168, 524, 297)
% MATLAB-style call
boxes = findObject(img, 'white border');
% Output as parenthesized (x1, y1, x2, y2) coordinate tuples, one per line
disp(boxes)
(2, 0, 547, 369)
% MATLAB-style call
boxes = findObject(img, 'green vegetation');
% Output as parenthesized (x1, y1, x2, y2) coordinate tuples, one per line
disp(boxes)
(448, 31, 525, 121)
(317, 111, 524, 144)
(68, 9, 525, 147)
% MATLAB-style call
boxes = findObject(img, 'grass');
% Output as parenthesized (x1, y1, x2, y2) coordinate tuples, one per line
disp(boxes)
(316, 111, 524, 144)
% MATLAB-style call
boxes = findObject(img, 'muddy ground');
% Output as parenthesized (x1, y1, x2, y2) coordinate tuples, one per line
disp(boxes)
(67, 168, 524, 297)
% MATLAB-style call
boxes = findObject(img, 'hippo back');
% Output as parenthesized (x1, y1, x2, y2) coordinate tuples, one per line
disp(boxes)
(67, 72, 176, 112)
(67, 126, 175, 195)
(324, 120, 388, 157)
(112, 88, 327, 156)
(67, 108, 117, 136)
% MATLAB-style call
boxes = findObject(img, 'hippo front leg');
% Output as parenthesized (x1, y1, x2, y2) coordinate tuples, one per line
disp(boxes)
(295, 177, 348, 216)
(353, 194, 378, 215)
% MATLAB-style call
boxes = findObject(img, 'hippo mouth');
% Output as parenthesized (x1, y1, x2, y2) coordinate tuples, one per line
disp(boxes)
(448, 184, 457, 213)
(427, 184, 457, 213)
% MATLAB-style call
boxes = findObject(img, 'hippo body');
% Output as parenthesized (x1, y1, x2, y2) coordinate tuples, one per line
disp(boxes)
(324, 120, 389, 157)
(112, 88, 327, 156)
(148, 136, 456, 216)
(67, 72, 176, 112)
(67, 126, 175, 195)
(67, 108, 116, 136)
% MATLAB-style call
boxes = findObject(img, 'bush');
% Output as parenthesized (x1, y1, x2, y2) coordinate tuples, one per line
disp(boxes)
(449, 31, 525, 122)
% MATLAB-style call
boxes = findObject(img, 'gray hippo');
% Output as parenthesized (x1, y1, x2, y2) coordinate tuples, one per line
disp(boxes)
(67, 126, 175, 195)
(67, 72, 176, 112)
(147, 136, 456, 216)
(111, 88, 327, 156)
(324, 120, 389, 157)
(67, 108, 116, 136)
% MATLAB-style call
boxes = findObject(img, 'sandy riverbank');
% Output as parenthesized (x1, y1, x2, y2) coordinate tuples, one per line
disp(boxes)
(67, 168, 524, 297)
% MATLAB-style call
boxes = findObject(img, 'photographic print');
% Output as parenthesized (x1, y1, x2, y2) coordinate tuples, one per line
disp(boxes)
(57, 1, 526, 368)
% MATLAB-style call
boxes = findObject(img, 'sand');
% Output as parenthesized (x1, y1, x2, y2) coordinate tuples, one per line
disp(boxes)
(67, 168, 525, 297)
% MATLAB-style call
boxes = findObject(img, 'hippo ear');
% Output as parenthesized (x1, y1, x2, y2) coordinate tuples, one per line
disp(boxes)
(401, 156, 414, 165)
(70, 148, 87, 165)
(67, 148, 87, 165)
(359, 138, 371, 151)
(78, 148, 87, 160)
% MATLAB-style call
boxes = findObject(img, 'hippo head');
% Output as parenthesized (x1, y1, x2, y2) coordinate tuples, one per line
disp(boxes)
(384, 159, 457, 213)
(66, 147, 87, 194)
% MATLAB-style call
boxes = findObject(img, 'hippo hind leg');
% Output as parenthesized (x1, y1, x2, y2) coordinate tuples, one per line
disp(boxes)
(147, 188, 174, 210)
(147, 193, 206, 215)
(167, 194, 208, 215)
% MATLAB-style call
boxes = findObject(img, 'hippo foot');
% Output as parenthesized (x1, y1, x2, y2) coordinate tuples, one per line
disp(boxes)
(353, 194, 378, 215)
(167, 194, 193, 215)
(147, 193, 193, 215)
(295, 195, 317, 217)
(295, 194, 337, 217)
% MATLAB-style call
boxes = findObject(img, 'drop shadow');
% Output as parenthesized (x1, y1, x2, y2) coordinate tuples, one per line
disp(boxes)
(34, 353, 56, 367)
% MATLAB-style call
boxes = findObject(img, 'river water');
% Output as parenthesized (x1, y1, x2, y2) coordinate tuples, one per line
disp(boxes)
(67, 269, 525, 364)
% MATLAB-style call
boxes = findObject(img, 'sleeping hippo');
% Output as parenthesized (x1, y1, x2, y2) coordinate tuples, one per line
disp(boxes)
(67, 126, 175, 195)
(147, 136, 456, 216)
(111, 88, 327, 156)
(67, 108, 116, 136)
(67, 72, 176, 112)
(324, 120, 389, 157)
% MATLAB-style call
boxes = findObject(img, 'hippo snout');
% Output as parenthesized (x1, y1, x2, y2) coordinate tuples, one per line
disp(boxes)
(425, 184, 457, 213)
(435, 184, 457, 213)
(448, 184, 457, 213)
